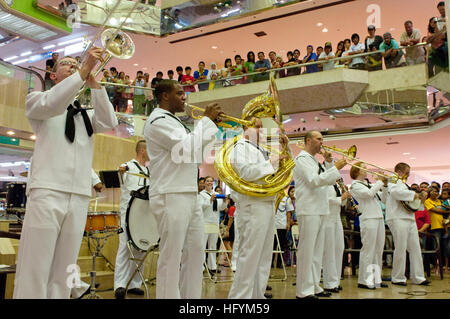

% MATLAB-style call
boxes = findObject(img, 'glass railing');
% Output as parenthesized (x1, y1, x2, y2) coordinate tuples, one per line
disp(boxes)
(0, 60, 45, 93)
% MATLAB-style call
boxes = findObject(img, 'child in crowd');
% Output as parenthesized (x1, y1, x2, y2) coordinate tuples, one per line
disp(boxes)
(181, 66, 196, 93)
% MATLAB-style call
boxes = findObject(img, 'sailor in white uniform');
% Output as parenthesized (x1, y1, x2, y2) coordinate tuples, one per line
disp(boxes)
(113, 140, 150, 299)
(228, 118, 289, 299)
(199, 176, 227, 274)
(384, 162, 430, 286)
(143, 80, 222, 299)
(322, 182, 350, 292)
(14, 49, 118, 299)
(293, 131, 347, 299)
(349, 162, 388, 289)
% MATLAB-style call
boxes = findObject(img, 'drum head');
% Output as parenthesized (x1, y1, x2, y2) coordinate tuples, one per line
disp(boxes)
(125, 191, 159, 252)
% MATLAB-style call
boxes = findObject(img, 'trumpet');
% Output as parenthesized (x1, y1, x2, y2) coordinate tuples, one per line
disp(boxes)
(185, 103, 255, 128)
(296, 141, 357, 159)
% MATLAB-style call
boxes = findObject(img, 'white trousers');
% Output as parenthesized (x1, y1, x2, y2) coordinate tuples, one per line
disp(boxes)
(358, 218, 385, 287)
(14, 189, 89, 299)
(114, 214, 146, 291)
(228, 201, 274, 299)
(231, 213, 239, 271)
(203, 232, 219, 271)
(322, 217, 344, 289)
(387, 219, 426, 284)
(149, 193, 204, 299)
(296, 215, 326, 298)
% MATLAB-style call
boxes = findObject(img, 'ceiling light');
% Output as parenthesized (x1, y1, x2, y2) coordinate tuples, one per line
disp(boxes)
(4, 56, 18, 62)
(317, 22, 323, 27)
(64, 42, 85, 55)
(322, 28, 328, 33)
(410, 157, 416, 160)
(134, 63, 139, 66)
(57, 37, 84, 46)
(283, 118, 292, 124)
(0, 10, 58, 41)
(211, 46, 218, 49)
(403, 152, 411, 155)
(6, 130, 15, 135)
(42, 45, 56, 50)
(12, 59, 28, 65)
(20, 51, 32, 57)
(55, 48, 65, 53)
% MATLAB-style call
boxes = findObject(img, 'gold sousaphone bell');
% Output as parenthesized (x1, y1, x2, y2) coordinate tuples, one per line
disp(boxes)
(215, 74, 295, 198)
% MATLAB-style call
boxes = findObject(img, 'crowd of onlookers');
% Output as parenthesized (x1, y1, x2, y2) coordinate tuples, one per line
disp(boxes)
(42, 1, 448, 115)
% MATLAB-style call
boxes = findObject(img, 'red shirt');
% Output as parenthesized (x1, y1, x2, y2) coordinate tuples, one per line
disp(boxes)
(181, 75, 196, 92)
(415, 209, 431, 230)
(228, 206, 236, 218)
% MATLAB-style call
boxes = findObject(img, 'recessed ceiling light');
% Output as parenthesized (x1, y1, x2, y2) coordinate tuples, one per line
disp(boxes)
(317, 22, 323, 27)
(57, 37, 84, 46)
(134, 63, 138, 66)
(42, 45, 56, 50)
(12, 59, 28, 65)
(4, 56, 18, 62)
(7, 130, 15, 135)
(403, 152, 411, 155)
(410, 157, 416, 160)
(322, 28, 328, 33)
(20, 51, 32, 57)
(211, 46, 218, 49)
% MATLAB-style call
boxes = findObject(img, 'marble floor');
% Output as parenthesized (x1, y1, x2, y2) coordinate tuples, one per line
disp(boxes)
(94, 265, 450, 300)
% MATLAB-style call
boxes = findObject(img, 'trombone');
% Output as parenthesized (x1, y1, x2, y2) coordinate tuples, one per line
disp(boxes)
(296, 141, 402, 182)
(185, 103, 255, 128)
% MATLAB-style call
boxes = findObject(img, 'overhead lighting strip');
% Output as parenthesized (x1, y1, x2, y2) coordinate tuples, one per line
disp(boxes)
(0, 8, 57, 41)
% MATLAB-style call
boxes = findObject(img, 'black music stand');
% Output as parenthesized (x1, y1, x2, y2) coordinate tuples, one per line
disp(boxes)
(99, 170, 122, 188)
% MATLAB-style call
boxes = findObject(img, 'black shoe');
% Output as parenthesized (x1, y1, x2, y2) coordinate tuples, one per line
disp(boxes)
(114, 287, 126, 299)
(296, 295, 318, 300)
(264, 292, 273, 299)
(266, 285, 272, 291)
(128, 288, 145, 296)
(358, 284, 376, 290)
(338, 285, 343, 291)
(324, 288, 340, 293)
(379, 283, 389, 288)
(315, 291, 332, 297)
(418, 280, 431, 286)
(77, 283, 100, 299)
(392, 281, 407, 286)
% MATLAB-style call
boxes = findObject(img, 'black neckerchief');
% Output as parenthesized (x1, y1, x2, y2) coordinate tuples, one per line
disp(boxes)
(65, 100, 93, 143)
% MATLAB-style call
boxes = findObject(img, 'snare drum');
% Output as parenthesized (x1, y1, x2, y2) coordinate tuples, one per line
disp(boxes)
(125, 186, 159, 252)
(6, 182, 27, 212)
(85, 211, 121, 235)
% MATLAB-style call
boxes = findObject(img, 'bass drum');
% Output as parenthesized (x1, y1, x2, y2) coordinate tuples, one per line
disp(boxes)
(125, 186, 159, 252)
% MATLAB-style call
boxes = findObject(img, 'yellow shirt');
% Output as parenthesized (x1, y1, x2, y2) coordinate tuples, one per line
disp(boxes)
(424, 198, 443, 230)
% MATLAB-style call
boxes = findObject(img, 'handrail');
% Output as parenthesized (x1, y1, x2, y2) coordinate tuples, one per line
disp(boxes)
(182, 42, 430, 87)
(0, 60, 45, 92)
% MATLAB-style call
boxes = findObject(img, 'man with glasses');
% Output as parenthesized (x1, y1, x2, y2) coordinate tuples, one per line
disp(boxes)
(14, 48, 118, 299)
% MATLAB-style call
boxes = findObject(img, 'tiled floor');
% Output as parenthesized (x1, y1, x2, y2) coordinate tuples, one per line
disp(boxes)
(93, 266, 450, 299)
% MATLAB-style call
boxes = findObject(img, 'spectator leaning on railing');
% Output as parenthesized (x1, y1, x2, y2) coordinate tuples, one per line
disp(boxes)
(318, 42, 336, 71)
(194, 61, 209, 91)
(348, 33, 366, 70)
(302, 45, 318, 73)
(380, 32, 406, 69)
(254, 52, 271, 81)
(400, 20, 425, 65)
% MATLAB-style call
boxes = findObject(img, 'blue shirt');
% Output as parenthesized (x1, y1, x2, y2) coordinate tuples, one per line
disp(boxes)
(194, 69, 209, 91)
(304, 53, 318, 73)
(254, 59, 271, 70)
(379, 39, 400, 52)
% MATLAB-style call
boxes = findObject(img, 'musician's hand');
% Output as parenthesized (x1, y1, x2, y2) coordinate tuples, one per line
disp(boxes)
(320, 149, 333, 163)
(79, 47, 104, 81)
(85, 72, 101, 89)
(414, 193, 420, 200)
(210, 193, 216, 203)
(279, 134, 289, 146)
(204, 103, 223, 124)
(93, 183, 103, 192)
(118, 166, 128, 175)
(342, 191, 352, 201)
(270, 154, 289, 166)
(334, 158, 347, 170)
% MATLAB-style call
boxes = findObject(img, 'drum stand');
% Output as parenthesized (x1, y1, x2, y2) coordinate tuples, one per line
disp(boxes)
(124, 242, 159, 299)
(86, 232, 115, 299)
